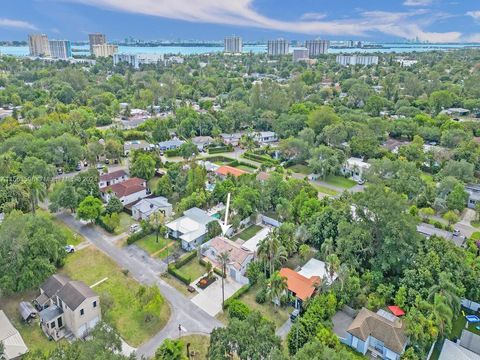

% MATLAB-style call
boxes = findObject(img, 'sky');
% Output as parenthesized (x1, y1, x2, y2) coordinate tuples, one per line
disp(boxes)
(0, 0, 479, 43)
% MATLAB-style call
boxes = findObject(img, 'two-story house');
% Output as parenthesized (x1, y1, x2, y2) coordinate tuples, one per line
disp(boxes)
(100, 177, 148, 205)
(344, 308, 408, 360)
(98, 169, 129, 188)
(35, 275, 101, 341)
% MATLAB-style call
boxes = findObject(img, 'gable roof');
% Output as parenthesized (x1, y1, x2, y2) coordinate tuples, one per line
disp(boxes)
(99, 169, 128, 182)
(166, 207, 215, 243)
(279, 268, 320, 301)
(215, 165, 247, 177)
(209, 236, 253, 270)
(40, 274, 71, 298)
(460, 329, 480, 355)
(347, 307, 407, 354)
(132, 197, 172, 214)
(57, 281, 97, 311)
(100, 177, 146, 197)
(440, 339, 480, 360)
(0, 310, 29, 359)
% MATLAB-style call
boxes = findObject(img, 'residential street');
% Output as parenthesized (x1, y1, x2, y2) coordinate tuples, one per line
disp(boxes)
(55, 212, 223, 358)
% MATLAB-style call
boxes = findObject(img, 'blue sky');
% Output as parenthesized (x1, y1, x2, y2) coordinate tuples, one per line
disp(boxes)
(1, 0, 479, 42)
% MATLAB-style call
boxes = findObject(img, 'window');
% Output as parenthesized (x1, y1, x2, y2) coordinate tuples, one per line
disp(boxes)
(57, 317, 63, 328)
(80, 309, 84, 316)
(50, 321, 55, 329)
(93, 301, 97, 308)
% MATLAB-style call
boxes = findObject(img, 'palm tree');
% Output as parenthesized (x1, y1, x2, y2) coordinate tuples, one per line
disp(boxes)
(26, 176, 46, 215)
(432, 294, 453, 339)
(257, 231, 287, 276)
(217, 251, 230, 310)
(150, 211, 165, 243)
(267, 271, 288, 312)
(428, 272, 462, 313)
(205, 261, 213, 280)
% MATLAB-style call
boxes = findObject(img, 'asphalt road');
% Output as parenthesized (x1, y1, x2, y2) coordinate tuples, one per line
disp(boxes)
(55, 212, 223, 358)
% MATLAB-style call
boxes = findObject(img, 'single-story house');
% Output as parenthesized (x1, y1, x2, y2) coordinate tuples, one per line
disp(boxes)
(215, 165, 247, 178)
(279, 268, 320, 309)
(131, 196, 173, 220)
(297, 258, 338, 286)
(98, 169, 129, 188)
(123, 140, 150, 156)
(166, 207, 217, 251)
(36, 274, 101, 341)
(466, 184, 480, 209)
(220, 133, 244, 146)
(159, 139, 185, 151)
(100, 177, 148, 205)
(191, 136, 213, 151)
(439, 339, 480, 360)
(253, 131, 278, 143)
(344, 308, 408, 360)
(0, 310, 29, 359)
(202, 236, 254, 284)
(441, 108, 470, 117)
(341, 157, 371, 182)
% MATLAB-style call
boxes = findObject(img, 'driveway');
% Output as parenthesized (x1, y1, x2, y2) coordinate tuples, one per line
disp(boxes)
(191, 275, 243, 316)
(54, 212, 223, 358)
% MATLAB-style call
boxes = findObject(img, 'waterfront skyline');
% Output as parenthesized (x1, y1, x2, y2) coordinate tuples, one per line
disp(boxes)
(1, 0, 480, 43)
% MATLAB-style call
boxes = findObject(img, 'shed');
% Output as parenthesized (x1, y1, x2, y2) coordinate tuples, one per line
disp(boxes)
(18, 302, 37, 322)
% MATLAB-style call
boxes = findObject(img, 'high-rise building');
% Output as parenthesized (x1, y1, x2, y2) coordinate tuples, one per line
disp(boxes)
(113, 53, 164, 69)
(267, 39, 289, 56)
(49, 40, 72, 59)
(92, 44, 118, 57)
(305, 39, 330, 57)
(89, 33, 106, 54)
(224, 36, 242, 53)
(336, 55, 379, 66)
(292, 48, 309, 62)
(28, 34, 50, 57)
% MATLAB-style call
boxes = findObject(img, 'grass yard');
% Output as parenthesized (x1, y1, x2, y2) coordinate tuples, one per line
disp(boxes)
(0, 290, 60, 355)
(237, 284, 292, 328)
(148, 176, 161, 190)
(236, 164, 255, 172)
(233, 224, 263, 241)
(176, 260, 207, 283)
(135, 234, 170, 253)
(287, 164, 311, 174)
(61, 247, 170, 346)
(114, 212, 136, 235)
(160, 273, 197, 298)
(451, 308, 480, 338)
(38, 209, 84, 246)
(180, 334, 210, 359)
(312, 184, 339, 196)
(324, 175, 357, 189)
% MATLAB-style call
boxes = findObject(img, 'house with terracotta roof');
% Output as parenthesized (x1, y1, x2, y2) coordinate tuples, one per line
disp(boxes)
(215, 165, 247, 178)
(98, 169, 129, 188)
(100, 177, 148, 205)
(279, 268, 321, 309)
(345, 308, 408, 360)
(201, 236, 254, 284)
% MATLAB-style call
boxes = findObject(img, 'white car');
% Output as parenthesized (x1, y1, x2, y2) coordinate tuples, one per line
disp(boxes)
(129, 224, 140, 233)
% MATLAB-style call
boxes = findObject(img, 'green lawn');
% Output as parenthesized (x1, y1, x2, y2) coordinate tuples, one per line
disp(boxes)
(312, 184, 339, 196)
(176, 260, 207, 282)
(61, 247, 170, 346)
(233, 224, 263, 241)
(148, 176, 161, 190)
(180, 334, 210, 358)
(38, 210, 84, 246)
(236, 164, 256, 172)
(452, 309, 480, 338)
(0, 290, 60, 355)
(135, 234, 171, 254)
(287, 164, 311, 174)
(324, 175, 357, 189)
(114, 212, 136, 235)
(237, 284, 292, 328)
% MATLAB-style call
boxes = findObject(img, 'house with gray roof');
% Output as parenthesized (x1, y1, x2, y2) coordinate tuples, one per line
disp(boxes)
(132, 196, 173, 220)
(344, 307, 408, 360)
(159, 139, 185, 151)
(36, 275, 101, 341)
(0, 310, 29, 360)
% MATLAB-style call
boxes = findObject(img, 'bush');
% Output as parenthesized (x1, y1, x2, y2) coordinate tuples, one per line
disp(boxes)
(228, 300, 251, 320)
(96, 213, 118, 233)
(208, 145, 234, 154)
(255, 288, 267, 304)
(126, 228, 154, 245)
(243, 152, 279, 166)
(224, 284, 251, 308)
(165, 148, 180, 157)
(168, 264, 191, 285)
(174, 250, 197, 269)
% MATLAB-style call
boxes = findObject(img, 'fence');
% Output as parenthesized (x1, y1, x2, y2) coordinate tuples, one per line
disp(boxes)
(260, 214, 282, 228)
(462, 298, 480, 312)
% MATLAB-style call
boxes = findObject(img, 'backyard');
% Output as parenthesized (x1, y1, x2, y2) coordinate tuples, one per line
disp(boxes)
(233, 224, 263, 241)
(61, 247, 171, 346)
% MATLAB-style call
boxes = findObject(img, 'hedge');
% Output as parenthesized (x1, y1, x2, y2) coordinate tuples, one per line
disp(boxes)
(126, 228, 154, 245)
(96, 217, 115, 233)
(165, 148, 180, 157)
(199, 258, 226, 278)
(208, 145, 234, 154)
(224, 284, 251, 309)
(243, 152, 279, 165)
(168, 264, 191, 285)
(174, 250, 197, 269)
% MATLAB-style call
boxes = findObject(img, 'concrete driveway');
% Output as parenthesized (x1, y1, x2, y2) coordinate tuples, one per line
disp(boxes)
(191, 275, 243, 316)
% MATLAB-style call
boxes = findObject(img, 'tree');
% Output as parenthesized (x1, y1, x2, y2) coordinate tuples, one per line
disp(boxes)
(155, 175, 173, 197)
(217, 251, 230, 310)
(77, 195, 103, 223)
(152, 121, 170, 142)
(150, 211, 165, 244)
(105, 196, 123, 214)
(446, 184, 468, 212)
(155, 339, 186, 360)
(130, 152, 156, 180)
(432, 294, 453, 338)
(266, 271, 288, 312)
(307, 145, 345, 179)
(26, 176, 46, 215)
(429, 90, 454, 115)
(257, 231, 287, 276)
(307, 106, 340, 134)
(178, 141, 198, 159)
(207, 220, 222, 239)
(48, 181, 79, 213)
(442, 211, 459, 226)
(428, 272, 462, 313)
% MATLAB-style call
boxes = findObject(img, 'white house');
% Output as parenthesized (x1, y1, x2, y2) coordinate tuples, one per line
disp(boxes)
(297, 258, 338, 286)
(341, 157, 371, 182)
(166, 207, 217, 251)
(254, 131, 278, 143)
(191, 136, 213, 151)
(158, 139, 185, 151)
(132, 196, 173, 220)
(98, 169, 129, 188)
(100, 177, 148, 205)
(202, 236, 253, 284)
(123, 140, 150, 156)
(0, 310, 29, 360)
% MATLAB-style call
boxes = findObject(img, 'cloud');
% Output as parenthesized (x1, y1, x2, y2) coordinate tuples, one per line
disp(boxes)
(0, 18, 37, 30)
(403, 0, 432, 6)
(300, 12, 328, 21)
(463, 33, 480, 42)
(64, 0, 460, 42)
(466, 11, 480, 20)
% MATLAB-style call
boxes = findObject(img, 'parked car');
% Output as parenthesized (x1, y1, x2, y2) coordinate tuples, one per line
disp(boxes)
(113, 159, 119, 164)
(129, 224, 140, 233)
(75, 163, 82, 171)
(453, 229, 461, 236)
(96, 163, 104, 170)
(290, 309, 300, 322)
(356, 178, 366, 185)
(83, 161, 88, 167)
(104, 158, 110, 164)
(64, 245, 75, 253)
(57, 168, 63, 175)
